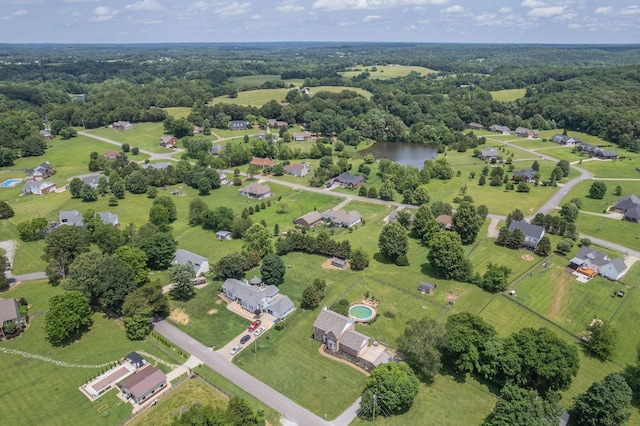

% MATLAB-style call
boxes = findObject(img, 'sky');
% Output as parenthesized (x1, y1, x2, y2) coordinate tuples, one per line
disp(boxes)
(1, 0, 640, 44)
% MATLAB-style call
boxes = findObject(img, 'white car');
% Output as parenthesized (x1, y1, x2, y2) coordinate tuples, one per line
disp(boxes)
(253, 326, 265, 336)
(230, 344, 243, 355)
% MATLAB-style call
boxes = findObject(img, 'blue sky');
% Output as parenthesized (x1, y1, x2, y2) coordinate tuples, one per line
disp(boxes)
(2, 0, 639, 44)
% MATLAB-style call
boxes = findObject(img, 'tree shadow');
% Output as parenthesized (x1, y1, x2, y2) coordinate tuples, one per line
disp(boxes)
(48, 323, 92, 348)
(372, 253, 395, 265)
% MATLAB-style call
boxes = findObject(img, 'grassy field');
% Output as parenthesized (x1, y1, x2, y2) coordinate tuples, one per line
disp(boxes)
(0, 281, 181, 426)
(340, 65, 437, 80)
(579, 157, 640, 179)
(230, 75, 303, 88)
(561, 180, 640, 214)
(163, 107, 192, 119)
(210, 86, 373, 107)
(127, 378, 228, 426)
(489, 89, 527, 102)
(86, 123, 170, 154)
(577, 214, 640, 251)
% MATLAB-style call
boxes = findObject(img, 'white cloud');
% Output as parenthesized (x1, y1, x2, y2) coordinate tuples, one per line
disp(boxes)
(12, 9, 28, 16)
(250, 13, 261, 19)
(594, 6, 612, 14)
(521, 0, 547, 7)
(144, 19, 163, 24)
(276, 0, 304, 12)
(312, 0, 450, 12)
(61, 0, 98, 2)
(527, 6, 565, 17)
(475, 12, 497, 25)
(91, 6, 118, 21)
(126, 0, 165, 11)
(339, 21, 355, 26)
(498, 7, 512, 13)
(622, 6, 640, 15)
(191, 1, 208, 11)
(440, 5, 464, 13)
(218, 1, 251, 16)
(362, 15, 381, 22)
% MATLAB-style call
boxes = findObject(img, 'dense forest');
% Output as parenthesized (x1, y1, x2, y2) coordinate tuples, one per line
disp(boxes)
(2, 42, 640, 168)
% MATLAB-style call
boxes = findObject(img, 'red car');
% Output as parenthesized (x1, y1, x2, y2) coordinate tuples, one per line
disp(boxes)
(248, 320, 261, 332)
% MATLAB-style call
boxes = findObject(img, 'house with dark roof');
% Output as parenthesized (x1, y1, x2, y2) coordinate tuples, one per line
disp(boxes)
(321, 209, 362, 228)
(339, 329, 370, 358)
(229, 120, 251, 131)
(268, 119, 288, 128)
(467, 122, 484, 130)
(570, 246, 628, 281)
(118, 365, 166, 405)
(59, 210, 84, 226)
(250, 157, 275, 168)
(221, 278, 294, 319)
(479, 148, 500, 160)
(292, 131, 312, 142)
(81, 174, 105, 188)
(25, 162, 54, 180)
(159, 136, 177, 148)
(22, 180, 57, 195)
(171, 249, 209, 276)
(613, 194, 640, 223)
(512, 168, 537, 183)
(508, 220, 546, 249)
(294, 211, 324, 228)
(112, 121, 134, 131)
(239, 182, 271, 199)
(283, 163, 309, 177)
(210, 144, 224, 156)
(551, 134, 582, 146)
(418, 282, 437, 294)
(126, 352, 146, 370)
(601, 149, 618, 159)
(332, 173, 365, 189)
(489, 125, 510, 134)
(142, 162, 172, 170)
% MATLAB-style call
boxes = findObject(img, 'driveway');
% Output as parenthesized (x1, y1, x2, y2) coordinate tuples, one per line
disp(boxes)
(152, 320, 330, 426)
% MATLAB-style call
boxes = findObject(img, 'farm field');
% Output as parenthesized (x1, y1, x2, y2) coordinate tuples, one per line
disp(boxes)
(0, 281, 183, 426)
(86, 123, 170, 154)
(339, 65, 437, 80)
(210, 86, 373, 107)
(489, 88, 526, 102)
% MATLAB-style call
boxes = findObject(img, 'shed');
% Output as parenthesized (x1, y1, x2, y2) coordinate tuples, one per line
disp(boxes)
(216, 230, 232, 240)
(418, 282, 436, 294)
(126, 352, 146, 370)
(331, 257, 347, 269)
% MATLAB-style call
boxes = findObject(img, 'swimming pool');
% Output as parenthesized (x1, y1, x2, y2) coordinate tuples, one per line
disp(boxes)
(348, 304, 376, 323)
(0, 179, 21, 188)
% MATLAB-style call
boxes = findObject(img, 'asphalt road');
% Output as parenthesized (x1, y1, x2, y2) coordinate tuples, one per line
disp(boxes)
(153, 320, 337, 426)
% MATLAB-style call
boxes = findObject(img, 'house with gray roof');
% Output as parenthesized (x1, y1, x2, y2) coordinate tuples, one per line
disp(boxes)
(294, 211, 324, 228)
(22, 180, 57, 195)
(97, 212, 119, 226)
(512, 168, 536, 183)
(0, 298, 20, 335)
(40, 129, 54, 139)
(570, 246, 628, 281)
(601, 149, 618, 159)
(284, 163, 309, 177)
(321, 209, 362, 228)
(515, 127, 539, 138)
(221, 278, 293, 318)
(240, 182, 271, 199)
(489, 125, 510, 134)
(142, 162, 172, 170)
(159, 136, 177, 148)
(313, 308, 355, 351)
(81, 174, 105, 188)
(613, 194, 640, 223)
(210, 144, 224, 156)
(229, 120, 251, 131)
(26, 161, 54, 180)
(332, 173, 365, 189)
(508, 220, 545, 249)
(339, 329, 370, 358)
(216, 230, 232, 240)
(171, 249, 209, 276)
(59, 210, 84, 226)
(118, 365, 166, 405)
(551, 134, 582, 146)
(479, 148, 499, 160)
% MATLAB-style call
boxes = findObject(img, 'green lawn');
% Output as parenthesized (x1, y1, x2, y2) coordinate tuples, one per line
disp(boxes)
(561, 180, 640, 214)
(609, 264, 640, 364)
(211, 86, 373, 107)
(230, 75, 303, 88)
(579, 156, 640, 179)
(163, 107, 192, 119)
(577, 214, 640, 252)
(85, 122, 171, 154)
(489, 89, 527, 102)
(340, 65, 437, 80)
(0, 281, 180, 426)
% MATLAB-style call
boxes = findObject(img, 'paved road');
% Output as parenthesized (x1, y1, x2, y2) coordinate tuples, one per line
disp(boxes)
(579, 234, 640, 259)
(153, 320, 336, 426)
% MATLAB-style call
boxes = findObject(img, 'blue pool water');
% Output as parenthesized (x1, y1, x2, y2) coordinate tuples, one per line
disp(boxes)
(349, 305, 374, 320)
(0, 179, 21, 188)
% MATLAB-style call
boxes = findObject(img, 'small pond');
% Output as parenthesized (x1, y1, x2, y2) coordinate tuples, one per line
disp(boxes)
(358, 142, 438, 168)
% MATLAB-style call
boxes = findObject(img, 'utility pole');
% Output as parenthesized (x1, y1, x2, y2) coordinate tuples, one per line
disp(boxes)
(372, 393, 377, 422)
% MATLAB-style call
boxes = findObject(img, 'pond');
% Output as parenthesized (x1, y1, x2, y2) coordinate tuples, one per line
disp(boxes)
(358, 142, 438, 168)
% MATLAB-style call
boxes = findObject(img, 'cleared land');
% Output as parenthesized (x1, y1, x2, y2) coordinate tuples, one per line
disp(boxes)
(230, 75, 303, 88)
(86, 123, 172, 154)
(489, 89, 527, 102)
(210, 86, 373, 107)
(340, 65, 437, 80)
(163, 107, 192, 119)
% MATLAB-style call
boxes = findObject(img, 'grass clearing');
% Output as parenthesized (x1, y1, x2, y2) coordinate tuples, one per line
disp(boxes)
(489, 88, 527, 102)
(339, 65, 437, 80)
(163, 107, 192, 119)
(85, 123, 170, 154)
(230, 75, 303, 88)
(579, 157, 640, 179)
(211, 86, 373, 107)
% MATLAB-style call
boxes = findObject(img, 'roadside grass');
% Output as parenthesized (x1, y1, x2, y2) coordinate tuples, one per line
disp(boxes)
(163, 107, 192, 119)
(577, 214, 640, 251)
(209, 127, 258, 138)
(232, 308, 368, 419)
(339, 65, 437, 80)
(85, 123, 169, 154)
(352, 375, 495, 426)
(127, 378, 228, 426)
(168, 283, 248, 348)
(579, 156, 640, 179)
(193, 365, 281, 425)
(534, 146, 586, 162)
(561, 180, 640, 214)
(489, 88, 526, 102)
(0, 281, 178, 426)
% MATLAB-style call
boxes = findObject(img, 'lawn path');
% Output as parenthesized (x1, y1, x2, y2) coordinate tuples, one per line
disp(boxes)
(0, 346, 118, 368)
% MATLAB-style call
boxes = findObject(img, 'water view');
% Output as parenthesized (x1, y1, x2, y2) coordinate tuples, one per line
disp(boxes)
(358, 142, 439, 168)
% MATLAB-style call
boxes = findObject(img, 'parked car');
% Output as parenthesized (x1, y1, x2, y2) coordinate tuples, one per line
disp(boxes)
(253, 326, 265, 336)
(248, 320, 262, 332)
(240, 334, 251, 344)
(230, 344, 243, 355)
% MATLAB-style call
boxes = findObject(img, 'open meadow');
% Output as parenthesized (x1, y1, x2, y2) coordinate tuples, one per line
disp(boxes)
(339, 65, 437, 80)
(210, 86, 373, 107)
(489, 88, 527, 102)
(86, 123, 171, 154)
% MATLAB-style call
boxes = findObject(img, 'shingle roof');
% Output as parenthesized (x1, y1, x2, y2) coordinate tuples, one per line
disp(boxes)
(334, 173, 365, 186)
(119, 365, 165, 399)
(268, 296, 295, 317)
(172, 249, 208, 272)
(602, 149, 618, 157)
(599, 258, 628, 280)
(340, 329, 369, 353)
(142, 162, 172, 170)
(481, 148, 499, 157)
(613, 195, 640, 212)
(508, 220, 545, 240)
(574, 246, 611, 268)
(240, 182, 271, 196)
(295, 211, 323, 226)
(0, 298, 19, 324)
(97, 211, 118, 226)
(59, 210, 84, 226)
(314, 309, 353, 338)
(322, 209, 362, 225)
(512, 168, 536, 180)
